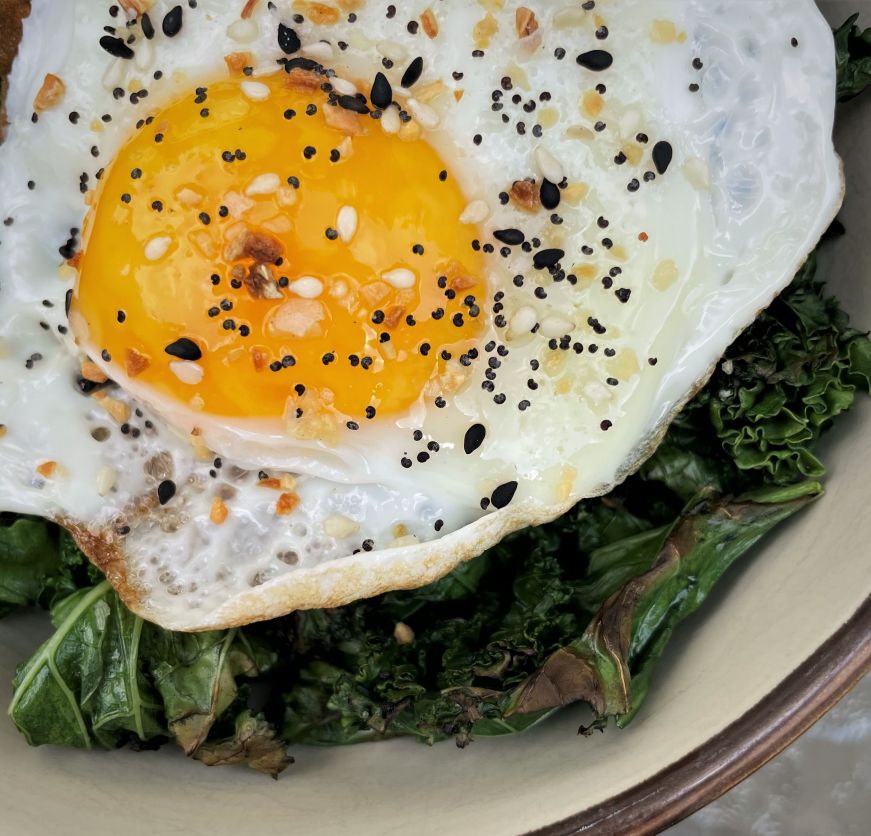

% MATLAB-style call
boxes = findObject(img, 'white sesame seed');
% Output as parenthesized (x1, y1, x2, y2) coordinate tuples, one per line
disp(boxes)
(176, 187, 203, 206)
(535, 146, 564, 185)
(169, 360, 205, 385)
(323, 513, 360, 538)
(380, 106, 401, 134)
(331, 77, 358, 96)
(301, 41, 334, 61)
(134, 36, 154, 71)
(96, 465, 116, 497)
(620, 108, 642, 137)
(336, 205, 358, 243)
(509, 305, 537, 336)
(240, 81, 270, 101)
(376, 40, 408, 62)
(539, 314, 575, 338)
(101, 59, 124, 91)
(459, 200, 490, 224)
(227, 18, 258, 43)
(244, 172, 281, 196)
(381, 267, 416, 289)
(407, 98, 439, 129)
(144, 236, 172, 261)
(288, 277, 324, 299)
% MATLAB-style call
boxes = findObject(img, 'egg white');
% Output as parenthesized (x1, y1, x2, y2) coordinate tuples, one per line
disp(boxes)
(0, 0, 841, 628)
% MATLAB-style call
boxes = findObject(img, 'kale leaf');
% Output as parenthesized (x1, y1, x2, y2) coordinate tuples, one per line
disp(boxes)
(693, 254, 871, 484)
(835, 14, 871, 102)
(0, 517, 82, 616)
(4, 50, 870, 765)
(4, 244, 868, 763)
(7, 580, 291, 775)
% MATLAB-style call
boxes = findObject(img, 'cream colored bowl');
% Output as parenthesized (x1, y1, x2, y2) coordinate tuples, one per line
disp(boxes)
(0, 1, 869, 833)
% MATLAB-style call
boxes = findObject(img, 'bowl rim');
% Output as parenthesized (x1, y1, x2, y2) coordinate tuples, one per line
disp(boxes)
(527, 594, 871, 835)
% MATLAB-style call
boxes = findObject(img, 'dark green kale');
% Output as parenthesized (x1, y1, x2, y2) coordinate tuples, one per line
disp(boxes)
(835, 14, 871, 102)
(7, 575, 291, 776)
(0, 519, 85, 616)
(3, 243, 868, 766)
(3, 20, 870, 767)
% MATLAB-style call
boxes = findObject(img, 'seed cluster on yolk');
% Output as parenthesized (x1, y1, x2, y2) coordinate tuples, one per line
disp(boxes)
(73, 72, 485, 425)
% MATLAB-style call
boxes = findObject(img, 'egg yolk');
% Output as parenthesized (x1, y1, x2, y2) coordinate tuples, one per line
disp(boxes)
(74, 71, 485, 426)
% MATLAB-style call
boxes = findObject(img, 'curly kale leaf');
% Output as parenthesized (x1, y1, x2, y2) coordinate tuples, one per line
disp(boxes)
(280, 484, 821, 746)
(835, 14, 871, 102)
(696, 254, 871, 484)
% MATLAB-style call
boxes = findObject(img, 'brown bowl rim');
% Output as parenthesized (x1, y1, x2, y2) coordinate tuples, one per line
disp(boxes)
(527, 594, 871, 835)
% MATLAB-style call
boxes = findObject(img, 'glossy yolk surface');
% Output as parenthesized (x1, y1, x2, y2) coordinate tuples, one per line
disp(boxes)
(74, 72, 485, 424)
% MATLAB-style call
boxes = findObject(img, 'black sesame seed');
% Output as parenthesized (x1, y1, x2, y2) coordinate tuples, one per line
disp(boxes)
(576, 50, 613, 71)
(162, 5, 183, 37)
(400, 56, 424, 88)
(370, 72, 393, 109)
(338, 95, 369, 114)
(164, 337, 202, 361)
(464, 423, 486, 454)
(99, 35, 134, 59)
(491, 480, 518, 509)
(652, 141, 673, 175)
(600, 420, 612, 431)
(157, 480, 176, 505)
(141, 12, 155, 39)
(494, 228, 524, 246)
(278, 23, 301, 54)
(533, 248, 564, 269)
(540, 179, 561, 210)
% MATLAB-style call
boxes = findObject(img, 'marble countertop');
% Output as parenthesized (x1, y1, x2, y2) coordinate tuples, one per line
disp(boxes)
(671, 672, 870, 835)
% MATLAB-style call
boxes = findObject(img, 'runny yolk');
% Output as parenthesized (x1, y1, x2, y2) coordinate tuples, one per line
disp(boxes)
(73, 71, 485, 428)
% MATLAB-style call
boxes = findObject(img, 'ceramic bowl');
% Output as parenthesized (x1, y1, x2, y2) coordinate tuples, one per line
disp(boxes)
(0, 1, 868, 833)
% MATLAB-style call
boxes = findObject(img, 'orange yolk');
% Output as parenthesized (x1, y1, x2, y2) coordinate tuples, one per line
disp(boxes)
(74, 71, 485, 424)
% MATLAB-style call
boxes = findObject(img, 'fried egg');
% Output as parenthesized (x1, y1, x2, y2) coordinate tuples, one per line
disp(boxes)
(0, 0, 841, 630)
